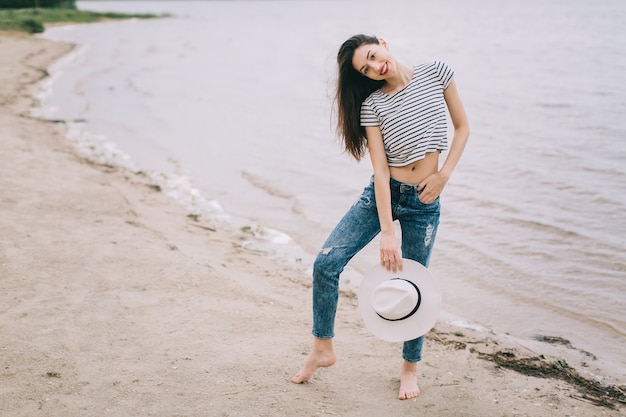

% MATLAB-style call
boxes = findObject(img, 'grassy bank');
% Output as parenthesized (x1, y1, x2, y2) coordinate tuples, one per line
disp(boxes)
(0, 7, 165, 33)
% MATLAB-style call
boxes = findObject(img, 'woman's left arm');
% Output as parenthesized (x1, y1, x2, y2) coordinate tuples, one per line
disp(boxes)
(417, 79, 470, 203)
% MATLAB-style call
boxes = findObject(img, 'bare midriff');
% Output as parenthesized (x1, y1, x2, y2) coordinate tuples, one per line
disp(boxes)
(388, 151, 440, 185)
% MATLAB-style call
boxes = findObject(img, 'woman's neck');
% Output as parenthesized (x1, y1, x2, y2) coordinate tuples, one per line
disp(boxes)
(381, 63, 413, 94)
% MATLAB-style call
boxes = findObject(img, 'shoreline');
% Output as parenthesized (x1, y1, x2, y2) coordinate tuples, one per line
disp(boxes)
(1, 31, 624, 416)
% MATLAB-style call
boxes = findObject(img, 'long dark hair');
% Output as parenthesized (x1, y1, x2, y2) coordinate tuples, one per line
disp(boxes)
(335, 34, 385, 161)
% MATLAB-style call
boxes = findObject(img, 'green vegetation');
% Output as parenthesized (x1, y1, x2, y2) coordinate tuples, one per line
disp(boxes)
(0, 7, 164, 34)
(0, 0, 76, 8)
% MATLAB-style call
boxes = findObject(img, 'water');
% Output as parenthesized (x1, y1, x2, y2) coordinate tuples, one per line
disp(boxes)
(37, 0, 626, 383)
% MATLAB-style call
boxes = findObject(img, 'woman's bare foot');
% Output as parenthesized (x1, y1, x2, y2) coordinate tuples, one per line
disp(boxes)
(291, 338, 337, 383)
(398, 360, 420, 400)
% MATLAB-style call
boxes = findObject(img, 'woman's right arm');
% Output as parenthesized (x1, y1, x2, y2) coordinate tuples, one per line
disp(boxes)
(366, 125, 402, 272)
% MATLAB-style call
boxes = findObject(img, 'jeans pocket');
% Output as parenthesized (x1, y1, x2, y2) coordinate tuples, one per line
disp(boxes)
(416, 193, 440, 206)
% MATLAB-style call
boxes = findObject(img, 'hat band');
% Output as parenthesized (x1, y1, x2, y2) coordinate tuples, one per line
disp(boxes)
(375, 278, 422, 322)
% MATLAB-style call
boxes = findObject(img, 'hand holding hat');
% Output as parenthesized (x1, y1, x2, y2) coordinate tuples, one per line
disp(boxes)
(358, 259, 442, 342)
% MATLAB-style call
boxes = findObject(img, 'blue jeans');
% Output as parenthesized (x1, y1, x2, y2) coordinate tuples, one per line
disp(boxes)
(312, 176, 440, 362)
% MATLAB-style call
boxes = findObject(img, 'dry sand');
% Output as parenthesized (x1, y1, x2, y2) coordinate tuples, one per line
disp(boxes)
(1, 31, 624, 417)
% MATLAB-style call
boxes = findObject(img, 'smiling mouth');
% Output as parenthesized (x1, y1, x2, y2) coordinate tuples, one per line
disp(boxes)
(380, 63, 389, 76)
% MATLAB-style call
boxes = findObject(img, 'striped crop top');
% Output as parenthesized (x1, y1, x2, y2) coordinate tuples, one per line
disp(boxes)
(360, 61, 454, 167)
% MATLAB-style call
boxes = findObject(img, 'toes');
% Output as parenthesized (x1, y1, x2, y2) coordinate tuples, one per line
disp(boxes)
(398, 389, 419, 400)
(290, 373, 307, 384)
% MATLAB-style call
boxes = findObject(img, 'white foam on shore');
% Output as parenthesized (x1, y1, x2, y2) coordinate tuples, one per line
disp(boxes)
(147, 171, 227, 220)
(30, 43, 86, 120)
(59, 119, 231, 222)
(445, 319, 490, 333)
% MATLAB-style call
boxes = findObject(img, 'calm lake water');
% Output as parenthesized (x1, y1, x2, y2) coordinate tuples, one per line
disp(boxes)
(38, 0, 626, 383)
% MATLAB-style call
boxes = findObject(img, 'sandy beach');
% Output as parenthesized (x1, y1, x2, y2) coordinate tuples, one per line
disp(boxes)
(1, 30, 624, 417)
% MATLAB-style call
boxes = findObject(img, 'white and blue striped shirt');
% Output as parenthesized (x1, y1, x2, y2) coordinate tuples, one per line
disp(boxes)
(360, 61, 454, 167)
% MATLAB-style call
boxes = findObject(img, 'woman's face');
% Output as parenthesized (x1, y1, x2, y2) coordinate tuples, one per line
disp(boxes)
(351, 39, 394, 80)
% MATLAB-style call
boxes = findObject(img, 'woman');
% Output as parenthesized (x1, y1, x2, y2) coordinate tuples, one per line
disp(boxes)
(291, 34, 469, 400)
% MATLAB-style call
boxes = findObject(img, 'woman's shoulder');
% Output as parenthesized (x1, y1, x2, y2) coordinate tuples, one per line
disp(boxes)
(413, 61, 455, 87)
(364, 88, 386, 104)
(413, 61, 452, 73)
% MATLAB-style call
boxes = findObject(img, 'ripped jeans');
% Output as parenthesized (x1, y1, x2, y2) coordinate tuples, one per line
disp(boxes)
(312, 176, 440, 362)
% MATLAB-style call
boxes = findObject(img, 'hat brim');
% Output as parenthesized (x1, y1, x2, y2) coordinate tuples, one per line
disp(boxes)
(358, 259, 441, 342)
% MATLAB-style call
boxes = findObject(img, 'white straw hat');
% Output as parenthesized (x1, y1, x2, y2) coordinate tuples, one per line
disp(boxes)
(358, 259, 441, 342)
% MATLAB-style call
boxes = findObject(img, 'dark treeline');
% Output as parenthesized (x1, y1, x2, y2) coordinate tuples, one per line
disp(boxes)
(0, 0, 76, 8)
